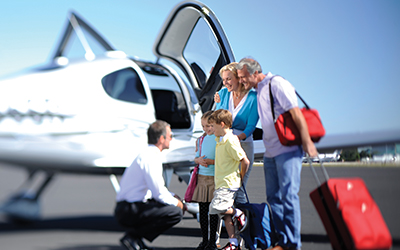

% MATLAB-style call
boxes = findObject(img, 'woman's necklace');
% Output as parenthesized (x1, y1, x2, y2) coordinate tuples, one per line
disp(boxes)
(234, 92, 243, 99)
(233, 92, 244, 108)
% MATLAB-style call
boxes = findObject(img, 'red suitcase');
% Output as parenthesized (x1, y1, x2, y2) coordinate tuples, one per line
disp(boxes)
(308, 160, 392, 250)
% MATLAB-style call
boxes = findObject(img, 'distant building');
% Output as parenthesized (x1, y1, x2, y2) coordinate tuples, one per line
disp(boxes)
(360, 143, 400, 163)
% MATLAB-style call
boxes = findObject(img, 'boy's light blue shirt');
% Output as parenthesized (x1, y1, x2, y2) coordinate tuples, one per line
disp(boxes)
(216, 88, 259, 139)
(195, 134, 216, 176)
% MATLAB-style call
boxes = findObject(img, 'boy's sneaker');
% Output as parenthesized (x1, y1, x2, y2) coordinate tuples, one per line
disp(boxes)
(219, 242, 240, 250)
(234, 209, 249, 233)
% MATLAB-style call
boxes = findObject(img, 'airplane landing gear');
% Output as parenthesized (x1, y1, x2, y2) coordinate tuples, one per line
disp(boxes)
(0, 170, 54, 223)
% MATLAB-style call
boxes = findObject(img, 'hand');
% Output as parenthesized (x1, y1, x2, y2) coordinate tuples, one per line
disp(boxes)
(303, 140, 318, 158)
(176, 200, 187, 215)
(236, 133, 246, 142)
(240, 156, 250, 180)
(198, 155, 208, 167)
(214, 92, 221, 103)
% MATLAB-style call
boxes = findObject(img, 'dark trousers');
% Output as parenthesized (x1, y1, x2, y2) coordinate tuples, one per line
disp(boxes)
(114, 199, 182, 242)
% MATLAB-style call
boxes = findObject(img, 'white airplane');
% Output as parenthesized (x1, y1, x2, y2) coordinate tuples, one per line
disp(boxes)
(0, 1, 241, 222)
(303, 150, 341, 163)
(1, 0, 399, 223)
(319, 150, 341, 162)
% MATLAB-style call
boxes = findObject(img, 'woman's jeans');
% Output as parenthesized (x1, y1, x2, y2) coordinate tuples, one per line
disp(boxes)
(263, 147, 303, 249)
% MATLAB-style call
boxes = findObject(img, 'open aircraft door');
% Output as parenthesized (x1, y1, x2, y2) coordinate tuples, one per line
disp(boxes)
(153, 1, 235, 114)
(153, 1, 269, 161)
(150, 1, 236, 187)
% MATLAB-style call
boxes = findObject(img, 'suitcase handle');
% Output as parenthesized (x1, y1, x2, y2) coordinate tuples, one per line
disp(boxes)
(307, 155, 330, 186)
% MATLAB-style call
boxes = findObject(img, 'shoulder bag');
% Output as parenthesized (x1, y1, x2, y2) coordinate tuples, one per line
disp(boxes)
(269, 76, 325, 146)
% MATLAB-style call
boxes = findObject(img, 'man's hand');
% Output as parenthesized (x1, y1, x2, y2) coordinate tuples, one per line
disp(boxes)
(175, 195, 187, 214)
(176, 200, 187, 214)
(303, 140, 318, 158)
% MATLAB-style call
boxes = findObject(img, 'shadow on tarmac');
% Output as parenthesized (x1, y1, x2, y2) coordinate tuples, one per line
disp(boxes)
(52, 246, 121, 250)
(51, 246, 200, 250)
(0, 215, 331, 243)
(0, 216, 202, 236)
(2, 215, 399, 245)
(0, 215, 123, 233)
(1, 215, 399, 249)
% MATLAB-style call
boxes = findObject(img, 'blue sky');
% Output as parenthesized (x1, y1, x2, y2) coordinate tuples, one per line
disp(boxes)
(1, 0, 399, 135)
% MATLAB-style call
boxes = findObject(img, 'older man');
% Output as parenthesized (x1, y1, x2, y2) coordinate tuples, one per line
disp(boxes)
(236, 58, 317, 250)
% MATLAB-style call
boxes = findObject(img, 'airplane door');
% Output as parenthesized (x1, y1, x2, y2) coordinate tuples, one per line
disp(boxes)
(153, 1, 235, 113)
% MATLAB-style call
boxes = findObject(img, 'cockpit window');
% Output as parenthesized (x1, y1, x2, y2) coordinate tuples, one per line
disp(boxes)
(101, 68, 147, 104)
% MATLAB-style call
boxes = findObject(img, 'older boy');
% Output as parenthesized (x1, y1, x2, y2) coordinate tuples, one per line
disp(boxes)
(208, 109, 250, 250)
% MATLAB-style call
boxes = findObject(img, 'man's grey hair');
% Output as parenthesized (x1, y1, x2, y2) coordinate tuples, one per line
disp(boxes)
(237, 57, 262, 75)
(148, 120, 170, 144)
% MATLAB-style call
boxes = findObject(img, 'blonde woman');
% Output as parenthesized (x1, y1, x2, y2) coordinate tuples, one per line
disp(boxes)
(214, 62, 259, 204)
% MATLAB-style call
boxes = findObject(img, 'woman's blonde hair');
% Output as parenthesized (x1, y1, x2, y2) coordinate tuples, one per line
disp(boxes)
(219, 62, 247, 93)
(219, 62, 238, 78)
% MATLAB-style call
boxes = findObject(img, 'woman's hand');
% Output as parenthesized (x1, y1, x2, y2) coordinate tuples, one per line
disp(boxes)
(214, 92, 221, 103)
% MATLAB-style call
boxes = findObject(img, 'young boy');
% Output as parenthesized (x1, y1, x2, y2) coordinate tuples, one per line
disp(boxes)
(208, 109, 250, 250)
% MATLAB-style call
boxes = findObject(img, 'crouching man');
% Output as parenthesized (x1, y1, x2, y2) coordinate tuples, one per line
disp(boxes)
(114, 120, 187, 250)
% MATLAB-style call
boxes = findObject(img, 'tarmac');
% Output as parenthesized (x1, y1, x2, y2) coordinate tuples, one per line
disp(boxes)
(0, 162, 399, 250)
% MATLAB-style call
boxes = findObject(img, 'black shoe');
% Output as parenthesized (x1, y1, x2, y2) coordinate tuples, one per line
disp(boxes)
(137, 238, 155, 250)
(196, 241, 208, 250)
(205, 242, 218, 250)
(120, 234, 140, 250)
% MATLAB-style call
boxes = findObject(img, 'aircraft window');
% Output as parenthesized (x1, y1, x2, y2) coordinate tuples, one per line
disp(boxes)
(183, 18, 220, 89)
(102, 68, 147, 104)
